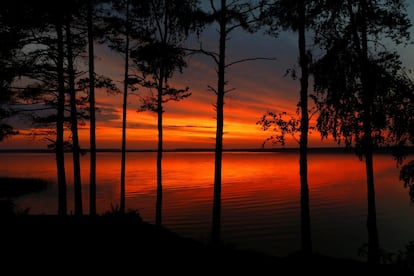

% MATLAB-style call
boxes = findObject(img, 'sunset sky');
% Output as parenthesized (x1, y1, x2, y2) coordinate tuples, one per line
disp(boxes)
(2, 4, 414, 150)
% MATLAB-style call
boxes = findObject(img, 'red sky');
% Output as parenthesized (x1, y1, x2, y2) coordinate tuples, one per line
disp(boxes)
(2, 5, 414, 150)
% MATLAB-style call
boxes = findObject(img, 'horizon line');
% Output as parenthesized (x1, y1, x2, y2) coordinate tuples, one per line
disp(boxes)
(0, 146, 409, 154)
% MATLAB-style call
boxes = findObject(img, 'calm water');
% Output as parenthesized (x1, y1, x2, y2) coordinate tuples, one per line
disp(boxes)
(1, 151, 413, 259)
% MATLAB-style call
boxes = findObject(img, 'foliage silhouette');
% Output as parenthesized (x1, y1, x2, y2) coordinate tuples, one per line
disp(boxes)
(395, 241, 414, 273)
(399, 160, 414, 203)
(311, 0, 413, 264)
(0, 2, 33, 141)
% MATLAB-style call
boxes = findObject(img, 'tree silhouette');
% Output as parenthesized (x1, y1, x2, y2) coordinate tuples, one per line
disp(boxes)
(120, 0, 130, 214)
(0, 1, 71, 214)
(114, 0, 135, 214)
(55, 5, 68, 215)
(80, 0, 121, 215)
(131, 0, 200, 226)
(195, 0, 271, 245)
(257, 0, 324, 255)
(67, 1, 120, 215)
(87, 0, 97, 216)
(5, 1, 119, 215)
(103, 0, 150, 214)
(311, 0, 412, 264)
(67, 0, 118, 215)
(65, 10, 83, 216)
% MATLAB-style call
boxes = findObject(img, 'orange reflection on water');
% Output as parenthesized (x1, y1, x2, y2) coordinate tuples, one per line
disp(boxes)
(1, 151, 407, 216)
(3, 151, 414, 258)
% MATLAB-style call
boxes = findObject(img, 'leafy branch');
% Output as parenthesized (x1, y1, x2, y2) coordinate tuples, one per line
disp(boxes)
(257, 109, 316, 147)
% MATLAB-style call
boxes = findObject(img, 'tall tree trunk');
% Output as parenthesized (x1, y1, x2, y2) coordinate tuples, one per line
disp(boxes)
(65, 16, 83, 216)
(155, 74, 163, 226)
(55, 15, 67, 216)
(346, 0, 380, 263)
(155, 1, 170, 226)
(212, 0, 226, 245)
(359, 0, 379, 264)
(87, 0, 97, 216)
(120, 0, 130, 214)
(364, 139, 379, 263)
(298, 0, 312, 255)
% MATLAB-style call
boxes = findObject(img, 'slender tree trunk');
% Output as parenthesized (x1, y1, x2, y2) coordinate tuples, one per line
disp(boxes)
(120, 0, 130, 214)
(155, 75, 163, 226)
(212, 0, 226, 245)
(87, 0, 97, 216)
(65, 16, 83, 216)
(298, 0, 312, 255)
(55, 16, 67, 216)
(155, 1, 170, 226)
(360, 0, 379, 264)
(362, 45, 381, 265)
(364, 139, 379, 263)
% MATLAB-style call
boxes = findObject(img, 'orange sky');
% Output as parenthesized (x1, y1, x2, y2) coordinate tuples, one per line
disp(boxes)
(2, 6, 414, 150)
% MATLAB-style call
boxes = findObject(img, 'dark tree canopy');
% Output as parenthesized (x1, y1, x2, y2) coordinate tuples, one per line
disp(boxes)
(0, 1, 37, 140)
(311, 0, 413, 158)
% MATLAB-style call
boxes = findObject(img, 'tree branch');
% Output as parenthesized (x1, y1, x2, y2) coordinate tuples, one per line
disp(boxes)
(207, 84, 217, 95)
(184, 46, 219, 65)
(225, 57, 276, 68)
(211, 0, 218, 13)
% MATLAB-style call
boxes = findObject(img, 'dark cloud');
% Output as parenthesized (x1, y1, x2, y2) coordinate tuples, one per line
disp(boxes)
(165, 125, 215, 129)
(95, 105, 120, 121)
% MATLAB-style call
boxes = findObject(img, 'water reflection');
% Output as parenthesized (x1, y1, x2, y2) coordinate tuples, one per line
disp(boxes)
(0, 151, 413, 259)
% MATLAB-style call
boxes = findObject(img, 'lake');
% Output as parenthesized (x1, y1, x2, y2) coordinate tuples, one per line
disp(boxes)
(1, 151, 413, 259)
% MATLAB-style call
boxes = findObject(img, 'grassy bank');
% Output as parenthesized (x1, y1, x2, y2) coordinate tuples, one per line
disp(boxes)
(1, 214, 411, 274)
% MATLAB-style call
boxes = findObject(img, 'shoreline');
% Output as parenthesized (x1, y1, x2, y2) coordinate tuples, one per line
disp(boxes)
(2, 214, 410, 273)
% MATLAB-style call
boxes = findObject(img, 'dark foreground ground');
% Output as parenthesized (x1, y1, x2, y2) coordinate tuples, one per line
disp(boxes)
(1, 215, 412, 275)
